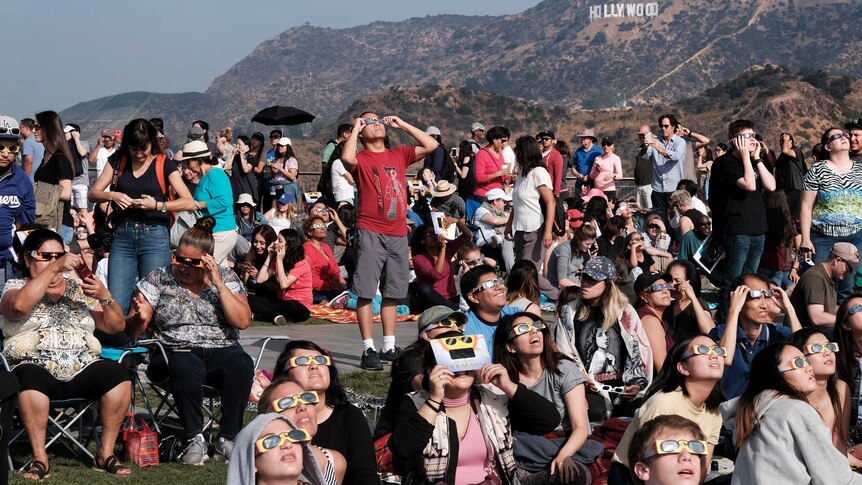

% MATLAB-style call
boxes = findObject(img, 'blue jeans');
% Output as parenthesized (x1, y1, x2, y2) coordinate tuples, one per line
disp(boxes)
(811, 228, 862, 304)
(108, 222, 172, 315)
(758, 268, 795, 291)
(718, 234, 765, 324)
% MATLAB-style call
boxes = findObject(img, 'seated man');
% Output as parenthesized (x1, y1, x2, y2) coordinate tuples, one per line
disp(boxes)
(677, 213, 711, 263)
(709, 272, 801, 399)
(460, 265, 522, 359)
(789, 242, 858, 331)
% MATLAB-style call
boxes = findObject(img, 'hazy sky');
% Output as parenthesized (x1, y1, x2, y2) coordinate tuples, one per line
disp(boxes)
(5, 0, 539, 120)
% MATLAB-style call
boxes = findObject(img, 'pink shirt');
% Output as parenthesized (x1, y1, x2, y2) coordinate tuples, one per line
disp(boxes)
(411, 235, 468, 299)
(590, 153, 623, 192)
(303, 242, 340, 291)
(456, 410, 489, 484)
(473, 147, 504, 198)
(270, 258, 313, 308)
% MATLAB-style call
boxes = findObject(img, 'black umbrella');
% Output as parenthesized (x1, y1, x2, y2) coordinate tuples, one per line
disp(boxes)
(251, 106, 315, 126)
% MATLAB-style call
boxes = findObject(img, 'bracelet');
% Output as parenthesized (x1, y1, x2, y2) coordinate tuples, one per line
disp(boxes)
(425, 399, 442, 413)
(100, 296, 114, 307)
(215, 284, 226, 293)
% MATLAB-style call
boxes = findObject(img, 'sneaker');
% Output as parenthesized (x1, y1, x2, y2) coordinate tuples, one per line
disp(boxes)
(379, 346, 403, 363)
(181, 434, 209, 466)
(274, 315, 287, 326)
(213, 436, 234, 462)
(360, 348, 383, 371)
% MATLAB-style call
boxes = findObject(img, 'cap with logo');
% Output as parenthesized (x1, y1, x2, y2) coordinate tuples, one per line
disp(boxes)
(0, 116, 20, 140)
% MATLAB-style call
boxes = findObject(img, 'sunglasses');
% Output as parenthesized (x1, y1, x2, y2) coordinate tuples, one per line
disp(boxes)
(681, 344, 727, 360)
(254, 429, 312, 455)
(0, 127, 20, 137)
(804, 342, 839, 355)
(736, 132, 758, 140)
(362, 118, 385, 126)
(101, 135, 113, 140)
(310, 223, 326, 230)
(29, 250, 65, 261)
(778, 356, 812, 373)
(0, 145, 20, 154)
(471, 277, 504, 294)
(499, 138, 509, 143)
(536, 136, 552, 142)
(647, 223, 661, 230)
(826, 132, 850, 144)
(464, 257, 483, 267)
(746, 289, 775, 300)
(508, 320, 547, 340)
(172, 254, 206, 268)
(645, 283, 674, 293)
(271, 391, 319, 412)
(642, 439, 707, 460)
(596, 384, 625, 394)
(849, 305, 862, 316)
(288, 354, 331, 368)
(420, 317, 464, 334)
(660, 124, 673, 129)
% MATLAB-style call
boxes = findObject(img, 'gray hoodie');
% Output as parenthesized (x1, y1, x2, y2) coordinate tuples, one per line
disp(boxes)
(724, 391, 862, 485)
(227, 413, 325, 485)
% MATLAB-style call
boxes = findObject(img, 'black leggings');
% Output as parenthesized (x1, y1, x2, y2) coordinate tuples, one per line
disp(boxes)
(0, 371, 18, 485)
(248, 294, 311, 323)
(409, 282, 459, 313)
(13, 361, 130, 400)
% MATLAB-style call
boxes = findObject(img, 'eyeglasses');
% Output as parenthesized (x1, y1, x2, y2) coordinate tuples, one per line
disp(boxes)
(0, 145, 20, 154)
(737, 132, 758, 139)
(254, 429, 312, 455)
(746, 289, 775, 300)
(681, 344, 727, 360)
(29, 250, 65, 261)
(826, 132, 850, 144)
(172, 254, 206, 268)
(464, 257, 483, 267)
(362, 118, 385, 126)
(471, 277, 504, 294)
(497, 138, 509, 143)
(642, 439, 707, 460)
(647, 223, 661, 230)
(101, 136, 113, 141)
(310, 223, 326, 230)
(778, 356, 811, 372)
(271, 391, 320, 412)
(508, 320, 547, 340)
(849, 305, 862, 316)
(804, 342, 839, 355)
(596, 384, 625, 394)
(420, 317, 465, 334)
(536, 136, 552, 142)
(645, 283, 674, 293)
(288, 354, 331, 368)
(0, 127, 20, 137)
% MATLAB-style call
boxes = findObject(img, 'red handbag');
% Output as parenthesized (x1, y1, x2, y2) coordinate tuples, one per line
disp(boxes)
(374, 433, 395, 474)
(123, 414, 160, 467)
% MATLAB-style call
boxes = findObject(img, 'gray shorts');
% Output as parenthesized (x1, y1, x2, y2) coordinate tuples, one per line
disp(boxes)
(351, 228, 409, 300)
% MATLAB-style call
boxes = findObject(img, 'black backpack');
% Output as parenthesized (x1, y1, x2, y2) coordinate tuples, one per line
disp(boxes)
(540, 194, 568, 237)
(439, 145, 456, 183)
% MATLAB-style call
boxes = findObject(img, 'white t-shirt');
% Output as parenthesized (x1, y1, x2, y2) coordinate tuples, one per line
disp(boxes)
(330, 159, 353, 202)
(502, 145, 516, 167)
(95, 146, 116, 181)
(512, 167, 551, 233)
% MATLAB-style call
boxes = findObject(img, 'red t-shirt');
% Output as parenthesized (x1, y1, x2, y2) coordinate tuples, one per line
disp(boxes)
(544, 149, 565, 196)
(302, 241, 341, 291)
(270, 258, 314, 308)
(411, 235, 469, 299)
(353, 146, 416, 237)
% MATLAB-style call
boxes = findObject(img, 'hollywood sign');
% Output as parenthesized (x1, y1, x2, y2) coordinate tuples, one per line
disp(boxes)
(589, 3, 660, 21)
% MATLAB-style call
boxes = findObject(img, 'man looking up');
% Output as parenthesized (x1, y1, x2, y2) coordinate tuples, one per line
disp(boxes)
(341, 112, 437, 370)
(460, 265, 522, 360)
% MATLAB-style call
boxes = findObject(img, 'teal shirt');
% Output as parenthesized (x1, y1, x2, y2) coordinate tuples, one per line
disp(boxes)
(194, 168, 236, 232)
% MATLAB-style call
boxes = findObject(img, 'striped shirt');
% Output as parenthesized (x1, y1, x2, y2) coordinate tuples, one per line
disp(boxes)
(802, 161, 862, 237)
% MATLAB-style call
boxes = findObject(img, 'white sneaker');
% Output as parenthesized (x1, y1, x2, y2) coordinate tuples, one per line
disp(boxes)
(213, 436, 234, 462)
(181, 434, 209, 466)
(274, 315, 287, 326)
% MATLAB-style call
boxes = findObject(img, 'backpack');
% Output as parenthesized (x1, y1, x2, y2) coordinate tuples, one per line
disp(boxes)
(438, 145, 456, 183)
(111, 153, 174, 226)
(540, 193, 567, 238)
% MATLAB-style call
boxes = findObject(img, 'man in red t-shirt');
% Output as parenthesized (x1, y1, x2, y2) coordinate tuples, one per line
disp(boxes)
(341, 112, 437, 370)
(537, 130, 564, 196)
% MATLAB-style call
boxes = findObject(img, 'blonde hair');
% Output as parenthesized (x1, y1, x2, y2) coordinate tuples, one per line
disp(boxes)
(273, 202, 297, 221)
(573, 279, 629, 330)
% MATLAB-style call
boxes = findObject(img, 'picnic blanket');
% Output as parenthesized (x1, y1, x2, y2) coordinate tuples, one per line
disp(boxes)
(309, 305, 419, 324)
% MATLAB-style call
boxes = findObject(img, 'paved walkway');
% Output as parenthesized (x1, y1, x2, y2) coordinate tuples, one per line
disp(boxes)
(239, 322, 418, 374)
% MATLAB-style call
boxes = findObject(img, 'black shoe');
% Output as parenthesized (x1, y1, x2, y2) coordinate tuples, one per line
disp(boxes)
(379, 346, 403, 362)
(360, 348, 383, 371)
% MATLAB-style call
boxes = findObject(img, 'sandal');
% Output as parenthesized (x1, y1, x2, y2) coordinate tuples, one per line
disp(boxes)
(92, 454, 131, 476)
(23, 460, 50, 481)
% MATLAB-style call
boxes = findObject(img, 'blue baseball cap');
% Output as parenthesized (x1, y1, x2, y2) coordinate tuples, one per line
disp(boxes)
(277, 193, 296, 205)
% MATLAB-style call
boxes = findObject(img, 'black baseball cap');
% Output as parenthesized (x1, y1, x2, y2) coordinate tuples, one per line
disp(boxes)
(845, 119, 862, 131)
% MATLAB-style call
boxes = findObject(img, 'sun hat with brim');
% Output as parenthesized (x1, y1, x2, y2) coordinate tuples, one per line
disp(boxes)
(577, 129, 598, 142)
(582, 256, 616, 282)
(175, 140, 212, 161)
(425, 126, 441, 136)
(277, 137, 292, 147)
(430, 180, 457, 197)
(278, 193, 296, 205)
(485, 188, 511, 202)
(0, 116, 20, 140)
(417, 305, 467, 336)
(236, 193, 257, 207)
(634, 272, 672, 295)
(581, 188, 608, 204)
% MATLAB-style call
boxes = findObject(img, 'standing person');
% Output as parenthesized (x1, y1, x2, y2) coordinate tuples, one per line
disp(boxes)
(264, 137, 300, 211)
(225, 135, 259, 204)
(175, 140, 238, 265)
(710, 119, 777, 323)
(422, 126, 450, 182)
(88, 118, 194, 316)
(537, 130, 564, 196)
(340, 113, 437, 370)
(88, 129, 117, 187)
(322, 123, 352, 165)
(19, 118, 44, 182)
(800, 127, 862, 303)
(505, 135, 559, 301)
(0, 116, 35, 288)
(571, 129, 603, 194)
(466, 122, 485, 155)
(64, 124, 90, 224)
(775, 132, 807, 218)
(472, 126, 511, 203)
(329, 143, 355, 207)
(32, 111, 74, 242)
(590, 136, 623, 200)
(645, 114, 687, 222)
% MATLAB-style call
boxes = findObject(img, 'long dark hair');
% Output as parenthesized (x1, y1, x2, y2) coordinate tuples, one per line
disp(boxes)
(763, 190, 795, 247)
(789, 327, 844, 442)
(493, 312, 568, 382)
(834, 293, 862, 405)
(34, 111, 74, 171)
(506, 260, 540, 305)
(273, 340, 348, 408)
(570, 223, 597, 256)
(410, 224, 435, 256)
(246, 225, 276, 268)
(666, 259, 701, 297)
(515, 135, 545, 177)
(278, 229, 305, 274)
(644, 334, 725, 410)
(117, 119, 163, 163)
(735, 343, 809, 446)
(584, 197, 608, 229)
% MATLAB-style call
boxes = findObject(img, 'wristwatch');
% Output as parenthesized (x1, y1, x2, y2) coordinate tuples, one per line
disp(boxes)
(160, 201, 168, 213)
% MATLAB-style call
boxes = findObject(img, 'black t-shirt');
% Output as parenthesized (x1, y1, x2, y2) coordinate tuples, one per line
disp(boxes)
(34, 153, 74, 227)
(710, 152, 766, 236)
(662, 297, 710, 342)
(315, 404, 379, 485)
(574, 307, 627, 386)
(67, 140, 85, 177)
(108, 153, 178, 226)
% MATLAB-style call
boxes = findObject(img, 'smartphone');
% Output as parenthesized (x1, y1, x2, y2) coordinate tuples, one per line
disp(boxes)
(76, 260, 93, 281)
(450, 147, 458, 157)
(644, 132, 654, 143)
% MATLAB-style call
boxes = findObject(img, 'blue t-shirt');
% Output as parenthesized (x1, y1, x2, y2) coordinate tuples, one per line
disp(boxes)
(465, 306, 521, 360)
(195, 168, 237, 233)
(21, 135, 44, 183)
(0, 165, 35, 260)
(708, 322, 790, 399)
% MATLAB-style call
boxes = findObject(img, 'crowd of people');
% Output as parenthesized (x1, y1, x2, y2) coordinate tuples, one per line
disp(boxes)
(0, 108, 860, 484)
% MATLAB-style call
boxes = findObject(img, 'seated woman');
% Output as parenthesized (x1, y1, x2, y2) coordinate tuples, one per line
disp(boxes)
(609, 334, 725, 484)
(641, 215, 672, 273)
(505, 260, 543, 316)
(249, 229, 312, 324)
(235, 193, 267, 245)
(410, 220, 473, 313)
(258, 375, 347, 485)
(239, 225, 277, 289)
(390, 331, 561, 485)
(264, 193, 301, 234)
(596, 216, 626, 261)
(302, 216, 345, 304)
(0, 229, 131, 479)
(307, 201, 347, 255)
(274, 340, 378, 485)
(553, 256, 653, 419)
(494, 312, 591, 485)
(729, 343, 862, 484)
(548, 224, 596, 289)
(472, 187, 515, 271)
(835, 294, 862, 464)
(664, 260, 715, 338)
(634, 272, 675, 373)
(623, 232, 655, 282)
(227, 413, 325, 485)
(126, 218, 254, 465)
